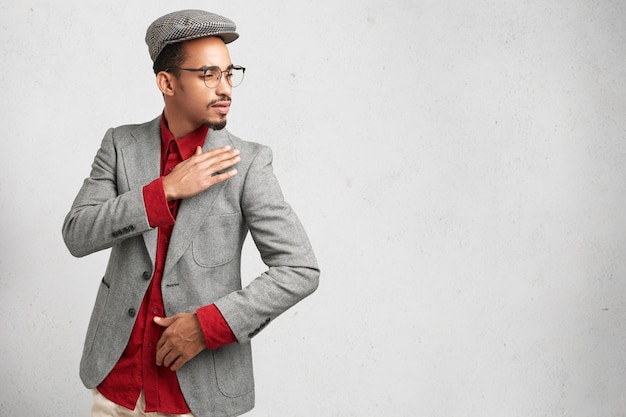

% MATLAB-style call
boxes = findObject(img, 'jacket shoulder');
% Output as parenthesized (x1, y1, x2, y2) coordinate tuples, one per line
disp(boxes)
(222, 129, 269, 157)
(107, 117, 160, 146)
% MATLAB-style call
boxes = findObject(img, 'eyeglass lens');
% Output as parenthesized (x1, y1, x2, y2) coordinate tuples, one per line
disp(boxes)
(204, 67, 245, 88)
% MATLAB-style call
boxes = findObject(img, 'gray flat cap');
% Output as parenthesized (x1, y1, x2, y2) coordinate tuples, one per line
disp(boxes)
(146, 10, 239, 62)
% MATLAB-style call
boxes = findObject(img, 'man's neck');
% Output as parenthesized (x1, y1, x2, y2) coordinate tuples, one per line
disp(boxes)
(163, 108, 202, 140)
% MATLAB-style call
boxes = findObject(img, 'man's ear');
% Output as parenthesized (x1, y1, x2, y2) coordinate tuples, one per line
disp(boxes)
(156, 71, 176, 96)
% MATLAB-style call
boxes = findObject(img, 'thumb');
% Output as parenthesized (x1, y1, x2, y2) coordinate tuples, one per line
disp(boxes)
(153, 316, 175, 327)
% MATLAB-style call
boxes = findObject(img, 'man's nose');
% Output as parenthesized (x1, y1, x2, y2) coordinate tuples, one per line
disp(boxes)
(215, 74, 232, 96)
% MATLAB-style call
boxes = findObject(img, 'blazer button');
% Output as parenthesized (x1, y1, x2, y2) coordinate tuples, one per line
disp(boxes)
(142, 271, 151, 281)
(128, 308, 136, 317)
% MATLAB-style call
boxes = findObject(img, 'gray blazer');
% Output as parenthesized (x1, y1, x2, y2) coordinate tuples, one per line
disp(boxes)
(62, 117, 319, 417)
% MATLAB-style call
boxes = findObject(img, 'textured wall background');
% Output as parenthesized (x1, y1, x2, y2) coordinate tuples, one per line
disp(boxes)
(1, 1, 625, 416)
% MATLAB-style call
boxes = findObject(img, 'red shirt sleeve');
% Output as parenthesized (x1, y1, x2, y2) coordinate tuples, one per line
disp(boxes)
(142, 177, 175, 228)
(196, 304, 238, 350)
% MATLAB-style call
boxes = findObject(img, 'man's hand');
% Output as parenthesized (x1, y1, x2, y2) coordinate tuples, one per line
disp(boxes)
(154, 313, 206, 371)
(163, 145, 240, 201)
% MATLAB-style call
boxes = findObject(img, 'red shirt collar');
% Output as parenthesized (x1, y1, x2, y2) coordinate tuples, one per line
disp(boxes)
(159, 114, 209, 160)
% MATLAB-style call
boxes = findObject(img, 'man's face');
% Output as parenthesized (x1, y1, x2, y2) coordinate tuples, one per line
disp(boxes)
(169, 36, 234, 131)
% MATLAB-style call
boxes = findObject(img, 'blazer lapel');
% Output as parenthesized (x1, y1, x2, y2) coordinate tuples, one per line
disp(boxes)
(164, 128, 234, 276)
(122, 117, 161, 267)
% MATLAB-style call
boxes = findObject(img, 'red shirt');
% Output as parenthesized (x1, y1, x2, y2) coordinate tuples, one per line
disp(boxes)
(98, 117, 237, 412)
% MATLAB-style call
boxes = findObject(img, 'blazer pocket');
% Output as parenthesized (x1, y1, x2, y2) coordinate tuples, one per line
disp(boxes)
(82, 278, 110, 358)
(213, 343, 254, 397)
(192, 212, 241, 268)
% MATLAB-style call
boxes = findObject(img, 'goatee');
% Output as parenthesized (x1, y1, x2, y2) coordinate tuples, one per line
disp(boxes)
(207, 120, 227, 130)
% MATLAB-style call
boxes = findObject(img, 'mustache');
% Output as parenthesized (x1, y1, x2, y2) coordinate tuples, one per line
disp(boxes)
(208, 96, 231, 107)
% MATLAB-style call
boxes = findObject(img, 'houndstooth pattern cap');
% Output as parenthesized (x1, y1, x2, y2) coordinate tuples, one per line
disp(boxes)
(145, 10, 239, 62)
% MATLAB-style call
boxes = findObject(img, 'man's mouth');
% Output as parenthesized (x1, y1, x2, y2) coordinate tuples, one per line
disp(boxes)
(211, 102, 230, 115)
(209, 97, 231, 115)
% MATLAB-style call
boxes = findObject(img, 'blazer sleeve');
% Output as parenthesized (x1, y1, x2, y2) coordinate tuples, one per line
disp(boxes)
(62, 128, 151, 257)
(213, 145, 320, 343)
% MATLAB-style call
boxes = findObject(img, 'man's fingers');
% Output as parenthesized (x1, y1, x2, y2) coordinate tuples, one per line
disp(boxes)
(162, 350, 181, 368)
(193, 145, 238, 162)
(153, 316, 174, 328)
(184, 148, 240, 176)
(210, 153, 240, 175)
(155, 343, 166, 365)
(179, 146, 238, 169)
(153, 313, 205, 371)
(164, 146, 240, 201)
(200, 149, 240, 170)
(211, 169, 238, 183)
(156, 340, 179, 366)
(193, 153, 240, 184)
(170, 355, 188, 372)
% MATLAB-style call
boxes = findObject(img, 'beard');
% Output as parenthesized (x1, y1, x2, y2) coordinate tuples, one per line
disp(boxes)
(205, 118, 227, 130)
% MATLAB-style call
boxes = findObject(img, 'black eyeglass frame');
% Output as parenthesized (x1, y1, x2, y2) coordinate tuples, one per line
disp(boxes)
(164, 65, 246, 88)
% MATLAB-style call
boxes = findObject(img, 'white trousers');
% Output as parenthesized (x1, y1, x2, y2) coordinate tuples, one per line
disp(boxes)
(91, 389, 195, 417)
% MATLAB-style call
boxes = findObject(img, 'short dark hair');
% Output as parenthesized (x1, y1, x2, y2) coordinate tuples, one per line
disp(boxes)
(152, 42, 187, 75)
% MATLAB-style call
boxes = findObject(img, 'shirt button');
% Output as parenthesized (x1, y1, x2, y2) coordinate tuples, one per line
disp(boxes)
(128, 308, 136, 317)
(142, 271, 151, 281)
(152, 309, 159, 315)
(148, 342, 154, 348)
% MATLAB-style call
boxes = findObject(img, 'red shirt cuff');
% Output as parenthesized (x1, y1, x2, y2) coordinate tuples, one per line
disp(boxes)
(143, 178, 175, 228)
(196, 304, 238, 350)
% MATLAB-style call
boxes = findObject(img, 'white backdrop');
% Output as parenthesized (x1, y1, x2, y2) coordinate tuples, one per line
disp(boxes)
(1, 1, 626, 416)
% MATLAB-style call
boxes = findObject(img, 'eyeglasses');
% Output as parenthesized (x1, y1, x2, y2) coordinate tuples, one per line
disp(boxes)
(164, 65, 246, 88)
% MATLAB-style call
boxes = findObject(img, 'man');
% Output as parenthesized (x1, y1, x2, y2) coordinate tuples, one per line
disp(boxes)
(62, 9, 319, 417)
